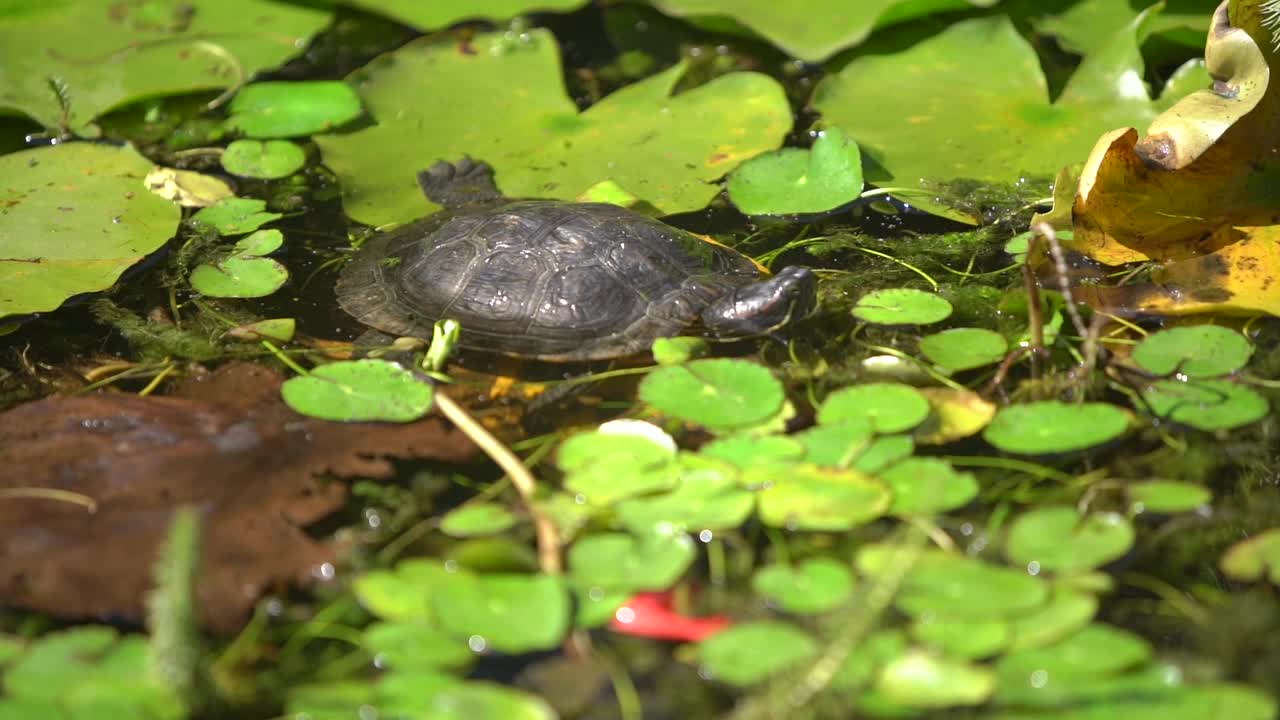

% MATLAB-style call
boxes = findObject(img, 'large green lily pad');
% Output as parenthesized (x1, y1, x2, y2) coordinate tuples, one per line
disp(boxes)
(0, 143, 181, 321)
(0, 0, 330, 133)
(316, 29, 791, 227)
(345, 0, 590, 29)
(648, 0, 998, 62)
(812, 12, 1206, 184)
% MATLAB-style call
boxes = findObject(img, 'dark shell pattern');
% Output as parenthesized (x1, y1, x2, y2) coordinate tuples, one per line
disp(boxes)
(337, 200, 763, 361)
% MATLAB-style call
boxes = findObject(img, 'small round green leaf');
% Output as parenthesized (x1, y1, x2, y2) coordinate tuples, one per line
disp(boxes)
(568, 532, 696, 594)
(852, 288, 953, 325)
(882, 458, 978, 516)
(221, 139, 306, 179)
(726, 126, 863, 216)
(189, 253, 290, 295)
(752, 558, 854, 614)
(432, 573, 569, 654)
(997, 624, 1151, 684)
(700, 434, 805, 468)
(639, 358, 785, 432)
(382, 681, 556, 720)
(651, 336, 709, 365)
(1128, 481, 1212, 514)
(1220, 528, 1280, 584)
(795, 419, 874, 467)
(755, 464, 891, 531)
(352, 560, 451, 622)
(1132, 325, 1252, 378)
(699, 621, 818, 686)
(615, 455, 754, 533)
(910, 617, 1009, 659)
(1007, 589, 1098, 652)
(189, 197, 282, 236)
(227, 81, 363, 138)
(557, 431, 678, 506)
(857, 545, 1048, 619)
(281, 359, 434, 422)
(362, 622, 472, 671)
(919, 327, 1009, 372)
(1006, 507, 1134, 573)
(850, 435, 915, 474)
(1142, 379, 1269, 431)
(440, 504, 518, 538)
(983, 401, 1129, 454)
(818, 382, 931, 434)
(876, 651, 995, 708)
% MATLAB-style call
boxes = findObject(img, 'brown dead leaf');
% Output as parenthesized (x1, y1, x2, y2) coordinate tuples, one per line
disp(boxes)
(1069, 3, 1280, 263)
(0, 362, 477, 634)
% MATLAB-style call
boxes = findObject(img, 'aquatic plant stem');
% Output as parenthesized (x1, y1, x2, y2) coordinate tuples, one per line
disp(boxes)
(432, 391, 563, 574)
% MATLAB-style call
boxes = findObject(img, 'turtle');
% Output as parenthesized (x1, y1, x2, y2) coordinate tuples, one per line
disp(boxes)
(336, 158, 817, 362)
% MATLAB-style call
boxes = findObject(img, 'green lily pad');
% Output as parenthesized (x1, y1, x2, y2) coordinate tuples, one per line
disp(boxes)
(189, 229, 288, 298)
(614, 455, 755, 533)
(850, 435, 916, 474)
(557, 431, 679, 506)
(651, 336, 710, 365)
(568, 532, 696, 594)
(344, 0, 590, 30)
(432, 572, 569, 653)
(1127, 481, 1212, 514)
(639, 358, 785, 432)
(1006, 507, 1134, 573)
(0, 627, 183, 718)
(440, 504, 519, 538)
(876, 651, 996, 708)
(698, 621, 818, 686)
(700, 434, 805, 468)
(294, 673, 558, 720)
(316, 30, 790, 227)
(919, 327, 1009, 372)
(0, 143, 181, 321)
(1007, 589, 1099, 652)
(881, 458, 979, 516)
(1132, 325, 1253, 378)
(1141, 379, 1269, 431)
(726, 126, 863, 216)
(752, 558, 854, 614)
(910, 617, 1009, 659)
(997, 623, 1152, 687)
(1039, 0, 1214, 57)
(852, 288, 953, 325)
(794, 420, 875, 468)
(818, 382, 931, 434)
(857, 545, 1049, 619)
(812, 12, 1204, 185)
(362, 622, 472, 672)
(189, 197, 281, 236)
(983, 401, 1130, 455)
(223, 317, 296, 343)
(220, 139, 306, 179)
(754, 464, 891, 531)
(1220, 528, 1280, 585)
(353, 560, 453, 622)
(649, 0, 996, 62)
(225, 81, 363, 138)
(281, 359, 434, 422)
(0, 0, 329, 133)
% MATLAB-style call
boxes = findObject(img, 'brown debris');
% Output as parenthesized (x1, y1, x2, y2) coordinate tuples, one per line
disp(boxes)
(0, 362, 477, 634)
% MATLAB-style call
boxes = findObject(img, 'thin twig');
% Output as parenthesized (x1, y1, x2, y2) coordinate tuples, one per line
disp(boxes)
(433, 392, 562, 574)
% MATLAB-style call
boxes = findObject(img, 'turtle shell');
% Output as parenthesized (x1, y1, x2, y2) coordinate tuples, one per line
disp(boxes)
(336, 200, 763, 361)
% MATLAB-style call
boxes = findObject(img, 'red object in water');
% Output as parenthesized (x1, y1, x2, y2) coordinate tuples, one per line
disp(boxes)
(609, 591, 731, 642)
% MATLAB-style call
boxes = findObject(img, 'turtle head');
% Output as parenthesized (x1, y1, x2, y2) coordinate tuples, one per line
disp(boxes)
(701, 266, 818, 339)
